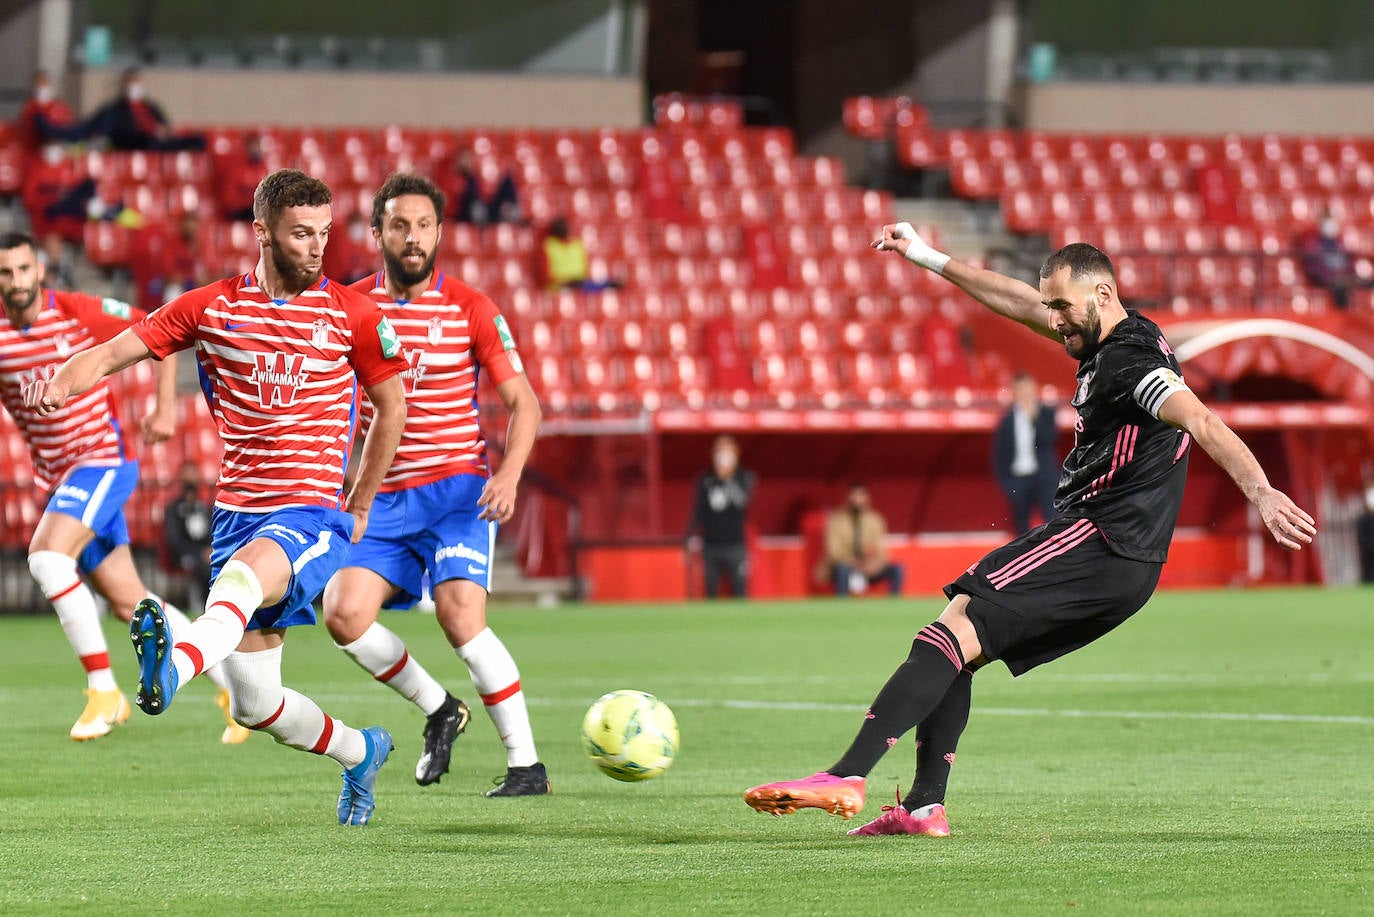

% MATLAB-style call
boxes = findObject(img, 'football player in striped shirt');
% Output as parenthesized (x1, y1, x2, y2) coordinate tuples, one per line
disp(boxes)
(27, 170, 410, 825)
(744, 227, 1315, 836)
(0, 231, 247, 743)
(323, 173, 548, 797)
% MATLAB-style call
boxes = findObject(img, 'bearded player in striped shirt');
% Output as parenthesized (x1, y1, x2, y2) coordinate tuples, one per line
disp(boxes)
(322, 172, 548, 797)
(0, 231, 248, 744)
(744, 228, 1316, 837)
(27, 170, 410, 826)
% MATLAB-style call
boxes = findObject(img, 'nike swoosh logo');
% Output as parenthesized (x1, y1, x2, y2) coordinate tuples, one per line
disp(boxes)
(467, 564, 485, 575)
(225, 321, 252, 330)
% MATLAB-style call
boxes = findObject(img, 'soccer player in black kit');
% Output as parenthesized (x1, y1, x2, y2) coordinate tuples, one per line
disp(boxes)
(744, 226, 1317, 837)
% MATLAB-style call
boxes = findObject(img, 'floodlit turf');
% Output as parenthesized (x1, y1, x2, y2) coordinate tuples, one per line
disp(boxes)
(1, 587, 1372, 915)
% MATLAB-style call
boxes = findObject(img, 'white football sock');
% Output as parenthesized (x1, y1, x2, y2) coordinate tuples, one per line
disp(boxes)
(457, 627, 538, 767)
(338, 621, 448, 715)
(156, 595, 229, 691)
(30, 551, 116, 691)
(220, 646, 366, 768)
(170, 559, 263, 686)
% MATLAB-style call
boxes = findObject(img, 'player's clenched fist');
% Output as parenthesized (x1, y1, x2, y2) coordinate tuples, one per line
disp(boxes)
(870, 222, 950, 273)
(22, 371, 68, 415)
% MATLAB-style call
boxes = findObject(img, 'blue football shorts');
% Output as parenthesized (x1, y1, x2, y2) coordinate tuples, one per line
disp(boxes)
(210, 504, 356, 629)
(344, 472, 496, 610)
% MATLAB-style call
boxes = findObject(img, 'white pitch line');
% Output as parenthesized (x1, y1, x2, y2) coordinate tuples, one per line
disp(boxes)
(304, 693, 1374, 726)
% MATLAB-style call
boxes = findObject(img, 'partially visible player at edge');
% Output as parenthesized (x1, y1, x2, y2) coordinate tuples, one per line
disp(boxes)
(744, 226, 1316, 837)
(25, 169, 409, 826)
(0, 231, 248, 744)
(322, 172, 548, 796)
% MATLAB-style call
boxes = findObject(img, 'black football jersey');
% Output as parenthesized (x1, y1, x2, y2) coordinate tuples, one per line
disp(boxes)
(1055, 311, 1191, 562)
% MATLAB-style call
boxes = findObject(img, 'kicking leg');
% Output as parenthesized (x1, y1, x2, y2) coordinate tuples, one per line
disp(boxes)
(221, 629, 392, 826)
(744, 595, 983, 819)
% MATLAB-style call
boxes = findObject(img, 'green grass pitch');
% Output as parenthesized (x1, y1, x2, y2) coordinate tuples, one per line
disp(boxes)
(1, 588, 1371, 915)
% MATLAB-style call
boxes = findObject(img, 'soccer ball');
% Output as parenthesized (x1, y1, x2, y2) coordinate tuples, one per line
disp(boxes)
(580, 690, 679, 782)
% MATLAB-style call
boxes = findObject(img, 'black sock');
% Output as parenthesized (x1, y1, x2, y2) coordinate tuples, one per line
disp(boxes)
(902, 666, 973, 811)
(827, 621, 965, 778)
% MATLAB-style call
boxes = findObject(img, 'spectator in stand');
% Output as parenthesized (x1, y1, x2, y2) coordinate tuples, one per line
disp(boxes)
(1297, 211, 1371, 310)
(992, 372, 1061, 534)
(687, 435, 755, 599)
(444, 149, 520, 225)
(164, 461, 214, 612)
(535, 216, 620, 292)
(321, 211, 374, 286)
(822, 482, 904, 596)
(39, 233, 77, 292)
(213, 132, 268, 221)
(14, 70, 81, 152)
(83, 68, 206, 152)
(131, 212, 212, 310)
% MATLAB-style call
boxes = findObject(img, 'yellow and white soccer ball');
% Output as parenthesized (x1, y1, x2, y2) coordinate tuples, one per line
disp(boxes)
(580, 690, 679, 782)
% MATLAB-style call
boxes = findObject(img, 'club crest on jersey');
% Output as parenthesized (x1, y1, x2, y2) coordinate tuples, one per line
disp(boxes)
(54, 333, 71, 356)
(311, 318, 330, 350)
(1073, 370, 1094, 405)
(251, 352, 308, 407)
(403, 348, 427, 392)
(427, 316, 443, 345)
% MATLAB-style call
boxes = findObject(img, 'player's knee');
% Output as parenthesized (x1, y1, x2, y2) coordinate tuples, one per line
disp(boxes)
(434, 592, 486, 645)
(936, 597, 984, 664)
(323, 600, 373, 643)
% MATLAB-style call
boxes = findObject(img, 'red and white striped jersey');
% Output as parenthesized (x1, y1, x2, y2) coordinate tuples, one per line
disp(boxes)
(134, 272, 408, 512)
(0, 290, 141, 491)
(351, 271, 523, 492)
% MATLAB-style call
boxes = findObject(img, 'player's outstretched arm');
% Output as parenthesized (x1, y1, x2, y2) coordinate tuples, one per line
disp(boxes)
(1157, 389, 1316, 550)
(478, 374, 543, 524)
(141, 350, 178, 444)
(344, 374, 406, 544)
(871, 222, 1059, 341)
(23, 328, 153, 415)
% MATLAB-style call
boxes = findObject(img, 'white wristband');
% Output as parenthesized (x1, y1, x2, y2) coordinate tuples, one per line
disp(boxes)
(893, 222, 951, 275)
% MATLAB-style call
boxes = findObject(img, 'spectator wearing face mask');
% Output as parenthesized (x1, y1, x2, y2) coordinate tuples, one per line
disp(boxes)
(1296, 211, 1372, 311)
(83, 68, 206, 152)
(14, 70, 81, 153)
(686, 434, 756, 599)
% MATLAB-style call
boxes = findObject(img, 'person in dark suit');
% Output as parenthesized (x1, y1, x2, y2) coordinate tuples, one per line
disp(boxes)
(992, 373, 1060, 534)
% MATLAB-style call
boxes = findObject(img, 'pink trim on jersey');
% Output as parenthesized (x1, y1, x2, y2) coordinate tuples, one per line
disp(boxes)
(986, 518, 1098, 590)
(0, 290, 134, 490)
(351, 272, 523, 492)
(1086, 424, 1139, 498)
(1174, 432, 1191, 463)
(133, 273, 406, 512)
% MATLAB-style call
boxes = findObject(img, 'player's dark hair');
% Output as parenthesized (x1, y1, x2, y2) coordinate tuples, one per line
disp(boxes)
(252, 169, 332, 228)
(0, 231, 38, 253)
(370, 172, 446, 230)
(1040, 242, 1117, 283)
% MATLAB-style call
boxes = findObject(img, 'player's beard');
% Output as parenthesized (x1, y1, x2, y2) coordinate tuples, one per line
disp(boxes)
(383, 243, 437, 288)
(268, 235, 322, 293)
(2, 284, 38, 316)
(1061, 298, 1104, 360)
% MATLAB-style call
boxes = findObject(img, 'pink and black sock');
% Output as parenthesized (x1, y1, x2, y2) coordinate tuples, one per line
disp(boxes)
(903, 665, 974, 811)
(827, 621, 965, 779)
